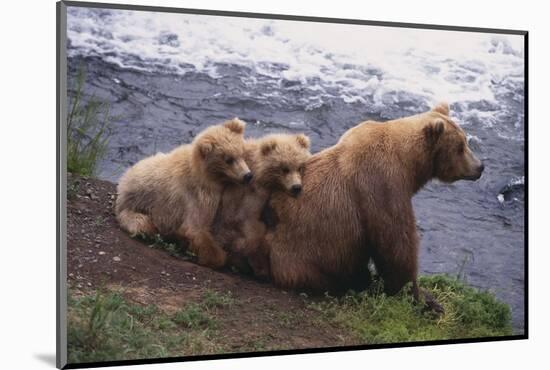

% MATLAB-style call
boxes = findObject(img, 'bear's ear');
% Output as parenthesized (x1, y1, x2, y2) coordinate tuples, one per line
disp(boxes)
(432, 102, 450, 116)
(223, 118, 246, 134)
(198, 141, 213, 158)
(295, 134, 310, 150)
(261, 139, 277, 156)
(423, 119, 445, 146)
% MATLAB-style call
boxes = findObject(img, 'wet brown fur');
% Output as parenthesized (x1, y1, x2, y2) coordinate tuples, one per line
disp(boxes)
(213, 133, 311, 277)
(115, 118, 251, 269)
(265, 103, 484, 301)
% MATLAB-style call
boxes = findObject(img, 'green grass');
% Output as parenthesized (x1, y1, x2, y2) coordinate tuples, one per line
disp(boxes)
(309, 274, 512, 344)
(202, 290, 235, 309)
(68, 275, 512, 363)
(139, 234, 190, 258)
(67, 289, 228, 364)
(67, 65, 112, 177)
(94, 215, 106, 227)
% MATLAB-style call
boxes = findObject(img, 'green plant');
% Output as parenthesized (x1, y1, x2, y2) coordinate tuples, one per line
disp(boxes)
(94, 215, 106, 227)
(148, 234, 188, 258)
(202, 290, 234, 309)
(67, 176, 81, 200)
(173, 303, 215, 329)
(67, 290, 221, 364)
(67, 65, 112, 176)
(309, 274, 512, 344)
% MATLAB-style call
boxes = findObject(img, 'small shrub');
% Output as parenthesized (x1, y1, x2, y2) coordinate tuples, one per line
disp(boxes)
(67, 65, 112, 176)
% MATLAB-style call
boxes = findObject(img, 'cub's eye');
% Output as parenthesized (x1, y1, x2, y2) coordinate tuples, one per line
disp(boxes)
(282, 167, 290, 174)
(225, 157, 234, 165)
(299, 165, 305, 173)
(457, 144, 465, 154)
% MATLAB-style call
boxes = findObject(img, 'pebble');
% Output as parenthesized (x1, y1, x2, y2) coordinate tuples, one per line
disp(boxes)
(98, 251, 106, 255)
(113, 256, 121, 262)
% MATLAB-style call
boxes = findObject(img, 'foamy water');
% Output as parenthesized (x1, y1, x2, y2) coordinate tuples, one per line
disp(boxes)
(67, 7, 523, 117)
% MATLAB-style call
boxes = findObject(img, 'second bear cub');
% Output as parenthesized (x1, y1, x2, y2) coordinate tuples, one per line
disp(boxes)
(213, 133, 311, 278)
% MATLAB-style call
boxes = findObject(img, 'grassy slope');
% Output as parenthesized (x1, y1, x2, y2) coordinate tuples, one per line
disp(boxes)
(310, 275, 512, 344)
(67, 274, 512, 364)
(68, 289, 233, 363)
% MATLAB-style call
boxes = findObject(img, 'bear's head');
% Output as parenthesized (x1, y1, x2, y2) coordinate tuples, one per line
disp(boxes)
(425, 102, 484, 183)
(193, 118, 252, 184)
(255, 133, 311, 197)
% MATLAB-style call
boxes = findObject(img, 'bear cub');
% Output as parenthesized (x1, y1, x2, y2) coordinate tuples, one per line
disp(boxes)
(213, 133, 312, 278)
(116, 118, 250, 268)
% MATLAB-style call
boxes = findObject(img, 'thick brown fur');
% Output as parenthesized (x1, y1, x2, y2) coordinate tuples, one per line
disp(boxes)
(213, 133, 311, 278)
(115, 118, 251, 269)
(265, 103, 484, 307)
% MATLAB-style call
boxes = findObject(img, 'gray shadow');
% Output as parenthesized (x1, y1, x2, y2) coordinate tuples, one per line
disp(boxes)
(34, 353, 57, 367)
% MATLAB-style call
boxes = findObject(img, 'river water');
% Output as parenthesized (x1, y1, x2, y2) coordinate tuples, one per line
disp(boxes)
(66, 6, 526, 332)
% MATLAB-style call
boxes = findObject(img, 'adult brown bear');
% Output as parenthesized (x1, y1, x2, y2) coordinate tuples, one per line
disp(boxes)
(264, 103, 484, 311)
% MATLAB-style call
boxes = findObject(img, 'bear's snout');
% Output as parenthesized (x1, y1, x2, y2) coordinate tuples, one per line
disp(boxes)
(472, 162, 485, 179)
(290, 184, 302, 197)
(478, 162, 485, 175)
(243, 172, 253, 184)
(463, 161, 484, 181)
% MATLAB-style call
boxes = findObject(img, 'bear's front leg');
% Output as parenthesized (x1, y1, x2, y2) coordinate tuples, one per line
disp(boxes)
(187, 228, 227, 269)
(371, 204, 444, 315)
(247, 244, 271, 280)
(178, 196, 227, 269)
(234, 219, 267, 255)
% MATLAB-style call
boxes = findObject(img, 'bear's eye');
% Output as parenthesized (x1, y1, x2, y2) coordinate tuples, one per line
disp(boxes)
(299, 165, 305, 173)
(282, 166, 290, 174)
(457, 143, 465, 154)
(225, 156, 234, 165)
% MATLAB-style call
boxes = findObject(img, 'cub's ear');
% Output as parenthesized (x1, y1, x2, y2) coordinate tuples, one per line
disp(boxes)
(432, 102, 450, 116)
(260, 139, 277, 156)
(223, 118, 246, 134)
(295, 134, 310, 150)
(198, 141, 213, 158)
(423, 119, 445, 145)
